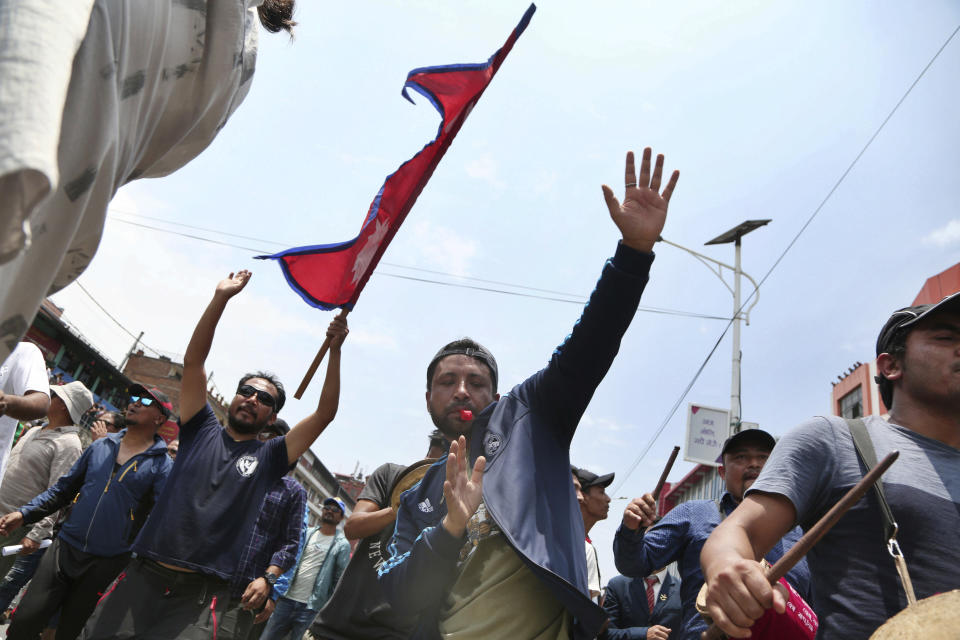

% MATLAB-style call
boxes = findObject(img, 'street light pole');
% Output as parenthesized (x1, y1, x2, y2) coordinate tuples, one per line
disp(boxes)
(661, 218, 770, 438)
(704, 219, 770, 436)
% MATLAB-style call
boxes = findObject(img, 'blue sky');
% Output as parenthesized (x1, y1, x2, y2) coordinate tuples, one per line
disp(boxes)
(50, 1, 960, 581)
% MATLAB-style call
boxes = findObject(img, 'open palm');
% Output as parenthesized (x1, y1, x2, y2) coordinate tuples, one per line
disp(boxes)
(442, 436, 486, 537)
(601, 147, 679, 253)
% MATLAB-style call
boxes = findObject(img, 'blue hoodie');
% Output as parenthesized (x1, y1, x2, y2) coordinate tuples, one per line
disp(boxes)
(20, 430, 172, 556)
(378, 244, 653, 640)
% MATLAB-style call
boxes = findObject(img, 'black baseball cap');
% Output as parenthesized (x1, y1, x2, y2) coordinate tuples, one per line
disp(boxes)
(875, 291, 960, 356)
(574, 467, 615, 490)
(427, 340, 499, 392)
(720, 428, 776, 458)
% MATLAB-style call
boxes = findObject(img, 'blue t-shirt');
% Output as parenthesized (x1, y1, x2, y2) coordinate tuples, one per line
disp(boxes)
(132, 404, 289, 579)
(747, 415, 960, 639)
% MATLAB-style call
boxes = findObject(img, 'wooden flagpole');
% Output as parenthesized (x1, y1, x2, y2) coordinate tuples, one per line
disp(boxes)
(293, 309, 350, 400)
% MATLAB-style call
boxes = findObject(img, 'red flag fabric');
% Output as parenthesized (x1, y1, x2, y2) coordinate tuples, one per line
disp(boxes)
(257, 5, 536, 310)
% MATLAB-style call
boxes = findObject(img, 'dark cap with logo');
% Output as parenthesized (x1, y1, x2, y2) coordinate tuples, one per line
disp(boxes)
(427, 339, 499, 392)
(127, 382, 174, 417)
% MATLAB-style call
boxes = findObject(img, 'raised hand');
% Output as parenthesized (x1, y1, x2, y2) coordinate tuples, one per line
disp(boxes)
(327, 311, 349, 351)
(90, 420, 108, 441)
(441, 436, 486, 537)
(623, 493, 658, 530)
(214, 270, 252, 299)
(602, 148, 679, 253)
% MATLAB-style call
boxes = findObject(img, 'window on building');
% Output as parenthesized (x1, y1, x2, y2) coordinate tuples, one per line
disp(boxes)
(840, 386, 863, 419)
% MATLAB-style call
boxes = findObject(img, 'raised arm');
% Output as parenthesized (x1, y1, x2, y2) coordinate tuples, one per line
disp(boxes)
(284, 313, 348, 464)
(700, 493, 797, 638)
(181, 270, 251, 423)
(518, 148, 680, 444)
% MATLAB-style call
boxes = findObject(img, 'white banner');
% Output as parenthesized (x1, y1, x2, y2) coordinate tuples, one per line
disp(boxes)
(684, 403, 729, 467)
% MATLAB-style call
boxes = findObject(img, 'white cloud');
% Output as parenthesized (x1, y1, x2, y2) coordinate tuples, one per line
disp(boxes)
(922, 219, 960, 247)
(464, 153, 504, 189)
(408, 220, 477, 276)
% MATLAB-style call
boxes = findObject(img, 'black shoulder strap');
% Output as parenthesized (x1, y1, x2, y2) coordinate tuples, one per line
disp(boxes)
(846, 418, 897, 542)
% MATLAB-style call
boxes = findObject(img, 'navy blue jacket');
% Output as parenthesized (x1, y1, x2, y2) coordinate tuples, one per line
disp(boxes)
(20, 430, 172, 557)
(378, 244, 654, 640)
(602, 573, 681, 640)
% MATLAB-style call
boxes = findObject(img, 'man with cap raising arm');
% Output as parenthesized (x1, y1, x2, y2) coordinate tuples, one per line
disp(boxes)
(613, 429, 811, 640)
(701, 292, 960, 639)
(378, 147, 680, 640)
(0, 382, 173, 640)
(0, 380, 90, 579)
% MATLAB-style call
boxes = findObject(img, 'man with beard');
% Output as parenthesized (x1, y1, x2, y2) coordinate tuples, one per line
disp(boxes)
(0, 383, 172, 640)
(260, 498, 350, 640)
(82, 270, 350, 640)
(701, 292, 960, 639)
(613, 429, 811, 640)
(378, 147, 680, 640)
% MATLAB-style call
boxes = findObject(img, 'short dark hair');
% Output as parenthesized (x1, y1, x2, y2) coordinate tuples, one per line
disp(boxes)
(258, 0, 297, 35)
(238, 372, 286, 413)
(426, 338, 498, 392)
(876, 327, 909, 410)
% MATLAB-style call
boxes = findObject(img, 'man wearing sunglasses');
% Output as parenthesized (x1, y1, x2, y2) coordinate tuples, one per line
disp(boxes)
(83, 269, 349, 640)
(0, 382, 173, 640)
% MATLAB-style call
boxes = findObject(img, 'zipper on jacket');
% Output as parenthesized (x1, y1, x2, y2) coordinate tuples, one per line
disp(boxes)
(84, 465, 119, 551)
(117, 461, 137, 483)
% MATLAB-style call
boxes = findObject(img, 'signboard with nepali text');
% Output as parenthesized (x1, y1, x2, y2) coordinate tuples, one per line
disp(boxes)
(684, 403, 729, 467)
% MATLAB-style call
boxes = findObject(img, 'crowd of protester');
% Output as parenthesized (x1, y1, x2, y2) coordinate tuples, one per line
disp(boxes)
(0, 136, 957, 640)
(0, 5, 957, 637)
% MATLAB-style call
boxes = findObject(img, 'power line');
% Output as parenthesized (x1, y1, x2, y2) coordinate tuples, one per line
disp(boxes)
(611, 22, 960, 493)
(73, 281, 162, 356)
(107, 213, 729, 320)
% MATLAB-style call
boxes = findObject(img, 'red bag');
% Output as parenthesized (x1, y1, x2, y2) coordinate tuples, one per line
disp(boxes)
(749, 578, 818, 640)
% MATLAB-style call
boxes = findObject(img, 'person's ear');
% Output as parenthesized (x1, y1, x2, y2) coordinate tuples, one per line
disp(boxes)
(876, 352, 903, 383)
(717, 465, 726, 481)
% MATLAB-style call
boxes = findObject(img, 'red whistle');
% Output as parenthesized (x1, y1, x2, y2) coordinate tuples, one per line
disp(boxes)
(459, 409, 473, 421)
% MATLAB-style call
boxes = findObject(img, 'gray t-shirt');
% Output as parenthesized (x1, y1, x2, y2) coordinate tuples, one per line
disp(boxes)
(747, 415, 960, 639)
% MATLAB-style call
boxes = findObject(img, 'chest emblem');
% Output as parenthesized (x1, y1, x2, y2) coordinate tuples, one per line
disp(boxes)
(483, 433, 501, 457)
(660, 593, 668, 601)
(418, 498, 434, 513)
(236, 455, 259, 477)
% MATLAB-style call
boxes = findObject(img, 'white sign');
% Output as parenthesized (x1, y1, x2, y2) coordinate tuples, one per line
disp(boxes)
(685, 403, 729, 467)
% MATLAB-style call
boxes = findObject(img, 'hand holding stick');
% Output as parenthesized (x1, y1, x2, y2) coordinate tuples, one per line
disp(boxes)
(294, 309, 350, 400)
(701, 450, 899, 640)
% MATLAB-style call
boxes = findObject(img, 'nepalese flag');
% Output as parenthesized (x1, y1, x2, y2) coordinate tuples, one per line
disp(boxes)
(256, 4, 536, 310)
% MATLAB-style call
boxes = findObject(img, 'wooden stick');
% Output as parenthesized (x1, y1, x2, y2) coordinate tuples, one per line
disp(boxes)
(701, 450, 899, 640)
(293, 309, 350, 400)
(652, 446, 682, 503)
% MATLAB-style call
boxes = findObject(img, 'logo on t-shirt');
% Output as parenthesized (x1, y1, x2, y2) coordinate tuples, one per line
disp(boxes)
(418, 498, 434, 513)
(483, 432, 501, 456)
(236, 455, 259, 477)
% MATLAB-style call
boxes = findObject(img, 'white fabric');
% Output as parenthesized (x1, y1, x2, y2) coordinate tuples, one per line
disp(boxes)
(286, 530, 335, 604)
(585, 539, 601, 600)
(0, 342, 49, 480)
(0, 0, 263, 360)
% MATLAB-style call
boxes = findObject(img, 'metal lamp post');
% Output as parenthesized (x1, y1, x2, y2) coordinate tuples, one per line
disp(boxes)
(659, 219, 770, 437)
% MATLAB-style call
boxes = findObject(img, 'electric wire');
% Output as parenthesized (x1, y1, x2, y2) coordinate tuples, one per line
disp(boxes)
(107, 213, 729, 320)
(73, 281, 163, 356)
(611, 22, 960, 494)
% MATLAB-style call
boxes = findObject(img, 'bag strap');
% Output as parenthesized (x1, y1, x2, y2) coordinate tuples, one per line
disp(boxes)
(846, 418, 897, 541)
(845, 418, 917, 606)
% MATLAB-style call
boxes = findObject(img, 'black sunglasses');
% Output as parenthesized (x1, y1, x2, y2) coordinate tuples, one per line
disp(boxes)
(236, 384, 277, 408)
